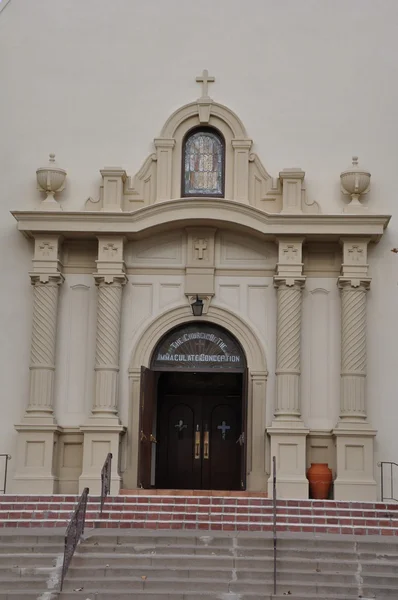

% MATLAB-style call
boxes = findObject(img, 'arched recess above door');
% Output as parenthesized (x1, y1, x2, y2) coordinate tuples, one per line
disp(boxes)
(128, 304, 268, 376)
(151, 322, 246, 372)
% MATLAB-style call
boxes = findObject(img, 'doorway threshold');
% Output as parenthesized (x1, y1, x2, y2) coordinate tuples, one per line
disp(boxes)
(119, 489, 268, 497)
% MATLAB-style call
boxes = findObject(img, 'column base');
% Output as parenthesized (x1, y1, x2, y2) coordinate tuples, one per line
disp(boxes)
(333, 423, 377, 502)
(12, 423, 61, 494)
(79, 422, 126, 495)
(267, 422, 309, 499)
(247, 471, 268, 492)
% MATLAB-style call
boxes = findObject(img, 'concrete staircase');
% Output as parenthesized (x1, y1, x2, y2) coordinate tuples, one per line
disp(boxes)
(0, 531, 64, 600)
(58, 530, 398, 600)
(1, 493, 398, 599)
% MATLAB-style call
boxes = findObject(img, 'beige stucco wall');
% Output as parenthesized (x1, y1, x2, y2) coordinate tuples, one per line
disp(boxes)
(1, 0, 398, 496)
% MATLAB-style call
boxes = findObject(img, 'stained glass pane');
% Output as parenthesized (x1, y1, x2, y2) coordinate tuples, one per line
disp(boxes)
(183, 130, 224, 196)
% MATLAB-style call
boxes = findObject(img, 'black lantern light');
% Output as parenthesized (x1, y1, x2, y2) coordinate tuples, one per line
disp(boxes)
(191, 295, 204, 317)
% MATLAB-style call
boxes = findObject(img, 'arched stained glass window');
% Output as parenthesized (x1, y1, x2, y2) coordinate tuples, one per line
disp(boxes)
(182, 128, 225, 197)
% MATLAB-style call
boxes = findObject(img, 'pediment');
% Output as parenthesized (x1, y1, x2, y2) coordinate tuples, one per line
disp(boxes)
(11, 72, 391, 244)
(84, 87, 320, 214)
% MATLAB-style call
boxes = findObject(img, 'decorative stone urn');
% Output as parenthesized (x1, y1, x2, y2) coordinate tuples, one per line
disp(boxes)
(36, 153, 67, 210)
(340, 156, 371, 213)
(307, 463, 333, 500)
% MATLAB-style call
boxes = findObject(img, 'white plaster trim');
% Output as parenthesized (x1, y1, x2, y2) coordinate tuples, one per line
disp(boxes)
(12, 200, 391, 240)
(160, 101, 247, 139)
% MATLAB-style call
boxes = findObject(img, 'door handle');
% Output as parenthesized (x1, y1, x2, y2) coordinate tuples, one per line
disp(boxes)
(150, 434, 158, 444)
(140, 430, 147, 442)
(194, 425, 201, 459)
(236, 432, 245, 446)
(203, 425, 209, 460)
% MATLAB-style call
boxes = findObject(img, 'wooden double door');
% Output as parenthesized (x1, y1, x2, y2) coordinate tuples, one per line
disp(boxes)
(139, 370, 247, 490)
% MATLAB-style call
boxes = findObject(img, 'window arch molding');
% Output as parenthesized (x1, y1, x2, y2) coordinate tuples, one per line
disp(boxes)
(181, 126, 225, 198)
(158, 101, 250, 202)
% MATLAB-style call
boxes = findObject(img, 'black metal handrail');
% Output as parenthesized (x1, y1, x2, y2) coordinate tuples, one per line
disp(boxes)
(272, 455, 277, 596)
(100, 452, 112, 516)
(379, 461, 398, 502)
(60, 487, 89, 591)
(0, 454, 11, 494)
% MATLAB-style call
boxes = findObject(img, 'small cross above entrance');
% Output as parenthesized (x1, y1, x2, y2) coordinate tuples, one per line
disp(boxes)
(194, 238, 208, 260)
(217, 420, 231, 440)
(196, 69, 215, 98)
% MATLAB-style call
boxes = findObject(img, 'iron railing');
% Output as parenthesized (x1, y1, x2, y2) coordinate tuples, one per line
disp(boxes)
(272, 455, 277, 596)
(0, 454, 11, 494)
(379, 461, 398, 502)
(60, 487, 89, 591)
(100, 452, 112, 516)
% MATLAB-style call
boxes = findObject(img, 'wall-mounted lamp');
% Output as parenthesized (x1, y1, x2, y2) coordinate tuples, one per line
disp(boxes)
(191, 295, 204, 317)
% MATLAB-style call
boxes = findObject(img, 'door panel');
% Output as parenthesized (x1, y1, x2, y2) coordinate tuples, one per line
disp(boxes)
(138, 367, 156, 488)
(203, 399, 241, 490)
(155, 385, 243, 490)
(156, 395, 202, 489)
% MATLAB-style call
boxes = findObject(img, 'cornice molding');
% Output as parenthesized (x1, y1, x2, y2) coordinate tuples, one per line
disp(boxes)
(12, 198, 390, 241)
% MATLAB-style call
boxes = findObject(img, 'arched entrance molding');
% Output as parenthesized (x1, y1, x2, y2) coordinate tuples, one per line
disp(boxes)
(128, 304, 268, 375)
(124, 304, 269, 491)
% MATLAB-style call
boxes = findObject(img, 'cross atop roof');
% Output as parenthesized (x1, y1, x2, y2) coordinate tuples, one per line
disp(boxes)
(196, 69, 215, 99)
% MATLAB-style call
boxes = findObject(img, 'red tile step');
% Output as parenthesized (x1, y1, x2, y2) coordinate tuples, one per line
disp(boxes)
(0, 494, 397, 535)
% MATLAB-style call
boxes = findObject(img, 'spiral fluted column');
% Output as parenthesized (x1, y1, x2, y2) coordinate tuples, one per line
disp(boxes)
(274, 280, 305, 420)
(339, 280, 369, 421)
(27, 274, 63, 419)
(93, 277, 125, 417)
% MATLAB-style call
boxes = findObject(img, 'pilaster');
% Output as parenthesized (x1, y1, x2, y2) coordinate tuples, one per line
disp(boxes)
(154, 138, 175, 201)
(279, 169, 305, 214)
(247, 372, 268, 491)
(333, 238, 377, 501)
(268, 237, 309, 498)
(13, 235, 64, 493)
(100, 168, 127, 212)
(232, 139, 252, 203)
(79, 235, 127, 494)
(185, 227, 216, 299)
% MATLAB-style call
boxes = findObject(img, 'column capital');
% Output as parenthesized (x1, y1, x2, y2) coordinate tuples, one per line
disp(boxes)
(29, 272, 64, 285)
(94, 273, 128, 286)
(338, 277, 371, 290)
(274, 276, 306, 289)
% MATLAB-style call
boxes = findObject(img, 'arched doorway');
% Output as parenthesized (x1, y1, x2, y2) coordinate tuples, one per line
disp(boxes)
(138, 322, 247, 491)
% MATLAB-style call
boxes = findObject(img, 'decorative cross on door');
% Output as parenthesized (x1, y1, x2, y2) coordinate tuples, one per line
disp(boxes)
(175, 419, 187, 432)
(217, 420, 231, 441)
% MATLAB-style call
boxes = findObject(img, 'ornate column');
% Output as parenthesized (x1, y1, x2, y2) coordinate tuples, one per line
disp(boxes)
(274, 280, 304, 420)
(79, 236, 127, 494)
(93, 276, 124, 417)
(267, 238, 309, 498)
(14, 235, 64, 493)
(333, 238, 377, 500)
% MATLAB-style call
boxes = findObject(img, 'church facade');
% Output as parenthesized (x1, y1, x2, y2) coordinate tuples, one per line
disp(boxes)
(1, 0, 396, 502)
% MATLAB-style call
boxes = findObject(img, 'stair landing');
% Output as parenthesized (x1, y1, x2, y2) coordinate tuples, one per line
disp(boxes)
(1, 493, 398, 536)
(120, 489, 269, 496)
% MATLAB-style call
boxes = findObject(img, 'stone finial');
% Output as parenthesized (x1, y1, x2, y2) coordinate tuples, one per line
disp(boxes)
(36, 153, 67, 211)
(340, 156, 371, 213)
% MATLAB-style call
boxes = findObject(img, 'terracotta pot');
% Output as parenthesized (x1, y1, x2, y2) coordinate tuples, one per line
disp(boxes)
(307, 463, 333, 500)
